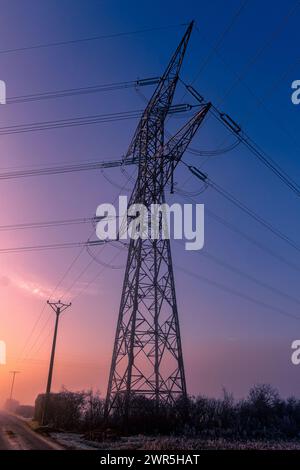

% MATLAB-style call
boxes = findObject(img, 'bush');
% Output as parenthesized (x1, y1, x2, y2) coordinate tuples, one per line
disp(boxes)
(34, 384, 300, 440)
(35, 388, 104, 431)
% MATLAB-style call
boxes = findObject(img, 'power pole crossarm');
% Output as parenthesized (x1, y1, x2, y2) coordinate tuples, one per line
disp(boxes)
(125, 21, 195, 161)
(163, 103, 211, 184)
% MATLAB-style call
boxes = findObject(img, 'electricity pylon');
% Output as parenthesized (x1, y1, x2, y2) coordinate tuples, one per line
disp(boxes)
(105, 21, 210, 418)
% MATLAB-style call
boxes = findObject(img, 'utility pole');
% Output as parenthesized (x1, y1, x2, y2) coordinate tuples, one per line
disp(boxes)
(9, 370, 20, 401)
(42, 300, 71, 424)
(105, 21, 210, 421)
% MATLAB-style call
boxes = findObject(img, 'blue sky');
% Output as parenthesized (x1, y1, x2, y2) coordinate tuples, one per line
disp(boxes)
(0, 0, 299, 403)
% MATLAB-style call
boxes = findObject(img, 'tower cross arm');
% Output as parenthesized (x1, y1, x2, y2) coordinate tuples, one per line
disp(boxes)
(162, 102, 211, 185)
(125, 21, 195, 160)
(47, 300, 72, 313)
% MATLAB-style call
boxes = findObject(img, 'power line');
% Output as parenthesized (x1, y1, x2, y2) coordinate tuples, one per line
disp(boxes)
(6, 77, 160, 104)
(183, 84, 300, 197)
(209, 178, 300, 252)
(6, 163, 299, 361)
(135, 85, 239, 159)
(187, 138, 240, 157)
(0, 109, 142, 136)
(22, 181, 298, 359)
(21, 167, 136, 361)
(11, 15, 298, 378)
(0, 241, 87, 254)
(27, 249, 300, 362)
(86, 242, 126, 270)
(0, 23, 187, 55)
(23, 236, 125, 367)
(0, 104, 194, 137)
(209, 105, 300, 197)
(9, 163, 300, 354)
(192, 23, 300, 157)
(20, 312, 53, 363)
(46, 169, 135, 301)
(186, 163, 300, 252)
(179, 5, 300, 197)
(9, 22, 180, 368)
(206, 209, 300, 273)
(27, 237, 300, 363)
(0, 216, 94, 232)
(15, 304, 48, 366)
(191, 0, 249, 84)
(37, 242, 300, 363)
(175, 1, 248, 108)
(216, 0, 300, 107)
(177, 191, 300, 273)
(175, 240, 300, 306)
(19, 357, 104, 368)
(0, 156, 134, 180)
(176, 264, 300, 322)
(62, 244, 125, 301)
(200, 250, 300, 305)
(59, 168, 137, 300)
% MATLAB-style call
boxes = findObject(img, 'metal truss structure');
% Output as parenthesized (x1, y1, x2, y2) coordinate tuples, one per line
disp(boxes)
(105, 21, 210, 418)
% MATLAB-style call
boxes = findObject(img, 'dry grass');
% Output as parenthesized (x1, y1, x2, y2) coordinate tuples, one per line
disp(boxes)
(51, 433, 300, 450)
(138, 437, 300, 450)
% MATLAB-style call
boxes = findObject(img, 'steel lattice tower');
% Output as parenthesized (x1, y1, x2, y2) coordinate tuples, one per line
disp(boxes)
(105, 21, 210, 418)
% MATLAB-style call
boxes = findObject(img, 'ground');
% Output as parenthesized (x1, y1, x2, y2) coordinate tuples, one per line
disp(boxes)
(1, 412, 300, 450)
(49, 432, 300, 450)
